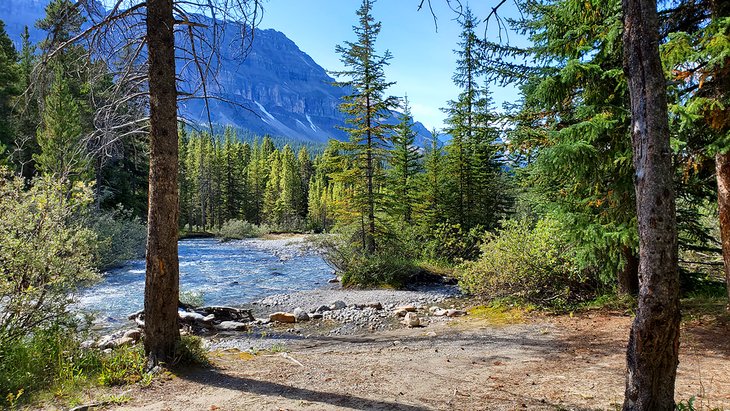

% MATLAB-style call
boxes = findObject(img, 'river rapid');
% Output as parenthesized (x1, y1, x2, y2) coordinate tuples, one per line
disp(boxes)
(75, 237, 333, 329)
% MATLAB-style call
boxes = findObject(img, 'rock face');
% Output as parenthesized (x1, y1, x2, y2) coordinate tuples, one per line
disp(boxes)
(2, 0, 434, 146)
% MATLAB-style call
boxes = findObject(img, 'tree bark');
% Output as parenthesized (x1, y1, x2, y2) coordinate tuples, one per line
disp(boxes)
(144, 0, 181, 367)
(716, 151, 730, 305)
(618, 246, 639, 296)
(622, 0, 680, 409)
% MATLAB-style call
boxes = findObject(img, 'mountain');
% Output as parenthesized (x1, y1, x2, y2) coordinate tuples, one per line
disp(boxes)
(1, 0, 432, 145)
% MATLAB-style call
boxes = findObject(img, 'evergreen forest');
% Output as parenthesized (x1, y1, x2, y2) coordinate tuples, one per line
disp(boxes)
(0, 0, 728, 409)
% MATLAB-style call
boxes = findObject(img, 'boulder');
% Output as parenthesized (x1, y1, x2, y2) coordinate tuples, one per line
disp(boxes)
(428, 306, 441, 314)
(394, 309, 409, 317)
(215, 321, 248, 331)
(396, 305, 417, 312)
(401, 312, 420, 327)
(269, 312, 297, 323)
(179, 311, 214, 326)
(446, 309, 466, 317)
(314, 304, 331, 313)
(310, 312, 323, 320)
(366, 302, 383, 310)
(293, 307, 310, 322)
(432, 308, 449, 317)
(95, 335, 114, 349)
(330, 300, 347, 310)
(123, 329, 142, 341)
(328, 277, 340, 283)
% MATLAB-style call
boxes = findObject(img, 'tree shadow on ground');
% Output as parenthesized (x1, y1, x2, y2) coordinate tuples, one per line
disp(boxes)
(180, 368, 431, 411)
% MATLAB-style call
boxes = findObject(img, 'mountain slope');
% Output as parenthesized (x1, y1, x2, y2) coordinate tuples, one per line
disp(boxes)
(1, 1, 432, 144)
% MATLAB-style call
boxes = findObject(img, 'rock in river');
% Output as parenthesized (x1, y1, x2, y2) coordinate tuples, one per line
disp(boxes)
(270, 312, 297, 323)
(293, 307, 310, 322)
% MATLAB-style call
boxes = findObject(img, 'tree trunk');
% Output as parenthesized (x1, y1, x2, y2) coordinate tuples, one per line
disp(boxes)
(144, 0, 181, 367)
(622, 0, 680, 409)
(618, 246, 639, 296)
(716, 151, 730, 306)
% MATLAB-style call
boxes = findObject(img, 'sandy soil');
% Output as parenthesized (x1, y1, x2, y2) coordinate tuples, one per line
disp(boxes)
(107, 310, 730, 411)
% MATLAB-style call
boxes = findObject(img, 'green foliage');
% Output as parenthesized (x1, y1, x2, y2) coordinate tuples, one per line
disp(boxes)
(179, 290, 205, 308)
(0, 171, 98, 346)
(388, 97, 423, 223)
(88, 206, 147, 270)
(0, 326, 148, 407)
(459, 218, 596, 307)
(34, 68, 89, 182)
(95, 344, 146, 387)
(423, 222, 483, 264)
(331, 0, 399, 254)
(215, 219, 272, 239)
(175, 335, 211, 367)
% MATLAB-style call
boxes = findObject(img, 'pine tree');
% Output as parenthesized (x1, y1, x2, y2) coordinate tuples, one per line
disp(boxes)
(421, 129, 445, 231)
(332, 0, 398, 254)
(0, 21, 19, 159)
(297, 146, 313, 218)
(442, 6, 483, 227)
(263, 149, 282, 224)
(34, 69, 88, 183)
(14, 26, 41, 178)
(484, 0, 639, 292)
(389, 96, 423, 224)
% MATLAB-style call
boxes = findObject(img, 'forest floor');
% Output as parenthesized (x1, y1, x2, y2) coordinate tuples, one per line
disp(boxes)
(100, 305, 730, 411)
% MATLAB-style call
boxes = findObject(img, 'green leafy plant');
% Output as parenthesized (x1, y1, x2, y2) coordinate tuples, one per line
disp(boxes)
(459, 218, 596, 308)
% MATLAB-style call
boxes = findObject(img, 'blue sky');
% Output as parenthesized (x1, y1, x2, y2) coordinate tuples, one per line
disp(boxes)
(258, 0, 525, 130)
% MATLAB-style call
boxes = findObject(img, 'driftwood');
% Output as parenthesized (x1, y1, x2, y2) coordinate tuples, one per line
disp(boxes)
(127, 305, 253, 335)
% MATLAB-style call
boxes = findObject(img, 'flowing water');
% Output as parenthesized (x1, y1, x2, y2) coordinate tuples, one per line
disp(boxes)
(76, 237, 333, 328)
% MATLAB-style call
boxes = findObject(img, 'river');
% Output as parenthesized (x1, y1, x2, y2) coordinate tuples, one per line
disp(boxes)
(76, 237, 333, 328)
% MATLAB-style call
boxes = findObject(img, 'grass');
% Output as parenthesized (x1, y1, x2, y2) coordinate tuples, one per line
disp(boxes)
(1, 331, 211, 409)
(465, 301, 530, 325)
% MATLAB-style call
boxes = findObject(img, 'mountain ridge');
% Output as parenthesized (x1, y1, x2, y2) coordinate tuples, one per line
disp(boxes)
(1, 1, 433, 145)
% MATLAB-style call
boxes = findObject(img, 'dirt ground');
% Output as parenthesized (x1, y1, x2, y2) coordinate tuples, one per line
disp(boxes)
(102, 310, 730, 411)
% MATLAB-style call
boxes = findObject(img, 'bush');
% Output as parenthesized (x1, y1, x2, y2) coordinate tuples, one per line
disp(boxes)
(88, 206, 147, 270)
(0, 171, 98, 347)
(215, 219, 272, 239)
(459, 218, 596, 307)
(319, 226, 421, 288)
(422, 222, 484, 264)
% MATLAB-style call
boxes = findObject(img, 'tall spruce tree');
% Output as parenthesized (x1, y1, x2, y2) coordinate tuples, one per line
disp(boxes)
(389, 96, 423, 224)
(332, 0, 397, 254)
(34, 70, 88, 182)
(483, 0, 639, 293)
(0, 21, 19, 161)
(442, 6, 493, 229)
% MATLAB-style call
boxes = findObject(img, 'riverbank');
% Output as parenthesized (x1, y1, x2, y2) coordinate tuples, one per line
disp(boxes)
(102, 307, 730, 411)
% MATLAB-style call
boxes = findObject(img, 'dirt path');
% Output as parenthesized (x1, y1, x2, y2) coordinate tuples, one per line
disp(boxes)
(109, 311, 730, 411)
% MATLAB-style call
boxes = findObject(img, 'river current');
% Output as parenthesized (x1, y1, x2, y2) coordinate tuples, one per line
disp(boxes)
(75, 238, 332, 327)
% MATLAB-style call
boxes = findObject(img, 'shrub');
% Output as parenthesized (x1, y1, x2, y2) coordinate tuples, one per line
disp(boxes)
(423, 222, 484, 264)
(216, 219, 271, 239)
(459, 218, 596, 307)
(174, 335, 211, 367)
(319, 226, 421, 288)
(0, 171, 98, 347)
(88, 206, 147, 270)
